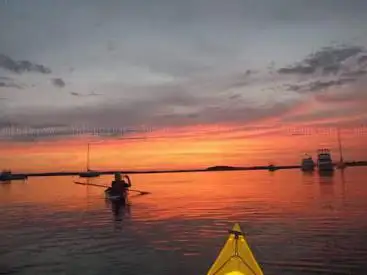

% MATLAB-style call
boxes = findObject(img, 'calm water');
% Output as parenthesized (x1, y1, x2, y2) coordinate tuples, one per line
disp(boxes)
(1, 168, 367, 275)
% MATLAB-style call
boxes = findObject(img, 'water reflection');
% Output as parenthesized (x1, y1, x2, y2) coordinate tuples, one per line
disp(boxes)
(339, 169, 347, 206)
(0, 180, 12, 185)
(318, 170, 335, 183)
(0, 178, 27, 185)
(301, 170, 315, 185)
(301, 170, 314, 176)
(107, 190, 151, 221)
(105, 197, 131, 221)
(1, 171, 367, 274)
(317, 171, 336, 214)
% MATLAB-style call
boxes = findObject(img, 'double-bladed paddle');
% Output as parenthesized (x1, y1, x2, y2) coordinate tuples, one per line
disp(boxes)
(73, 181, 151, 195)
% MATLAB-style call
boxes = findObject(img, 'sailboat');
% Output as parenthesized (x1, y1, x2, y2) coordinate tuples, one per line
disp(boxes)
(336, 128, 347, 170)
(79, 143, 101, 178)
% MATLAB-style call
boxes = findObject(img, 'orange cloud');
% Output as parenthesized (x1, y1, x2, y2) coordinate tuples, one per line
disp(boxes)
(1, 118, 366, 173)
(1, 93, 366, 173)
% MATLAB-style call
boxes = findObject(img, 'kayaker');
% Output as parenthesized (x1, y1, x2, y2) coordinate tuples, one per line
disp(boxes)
(110, 173, 131, 195)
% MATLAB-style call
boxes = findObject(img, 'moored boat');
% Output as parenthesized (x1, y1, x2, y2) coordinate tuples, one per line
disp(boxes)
(301, 154, 315, 171)
(317, 149, 334, 172)
(207, 223, 264, 275)
(268, 164, 277, 171)
(78, 143, 101, 178)
(79, 170, 101, 178)
(0, 170, 28, 181)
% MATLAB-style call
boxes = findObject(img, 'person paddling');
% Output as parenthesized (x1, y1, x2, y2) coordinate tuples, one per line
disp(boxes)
(110, 173, 131, 196)
(122, 174, 132, 189)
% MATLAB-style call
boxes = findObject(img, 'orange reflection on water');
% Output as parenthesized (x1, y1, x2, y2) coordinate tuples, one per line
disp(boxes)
(121, 170, 342, 222)
(1, 169, 367, 228)
(0, 176, 105, 211)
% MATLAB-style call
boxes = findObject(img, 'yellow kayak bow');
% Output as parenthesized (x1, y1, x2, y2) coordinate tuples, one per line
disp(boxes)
(207, 223, 264, 275)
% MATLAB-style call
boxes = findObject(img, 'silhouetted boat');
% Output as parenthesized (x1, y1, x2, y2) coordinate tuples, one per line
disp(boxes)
(317, 149, 334, 172)
(268, 164, 278, 171)
(78, 143, 101, 178)
(301, 154, 315, 171)
(79, 170, 101, 178)
(0, 170, 28, 181)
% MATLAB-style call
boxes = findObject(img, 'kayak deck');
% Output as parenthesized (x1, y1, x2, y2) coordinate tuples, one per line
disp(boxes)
(207, 223, 263, 275)
(104, 188, 127, 202)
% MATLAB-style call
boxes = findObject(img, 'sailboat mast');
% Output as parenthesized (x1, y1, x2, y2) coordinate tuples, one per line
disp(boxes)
(337, 128, 343, 163)
(86, 143, 90, 171)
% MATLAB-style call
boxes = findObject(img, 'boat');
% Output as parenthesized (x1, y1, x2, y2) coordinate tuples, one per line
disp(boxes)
(104, 188, 127, 203)
(301, 154, 315, 171)
(79, 170, 101, 178)
(0, 170, 28, 181)
(103, 173, 134, 204)
(268, 164, 277, 172)
(317, 148, 334, 171)
(78, 143, 101, 178)
(207, 223, 264, 275)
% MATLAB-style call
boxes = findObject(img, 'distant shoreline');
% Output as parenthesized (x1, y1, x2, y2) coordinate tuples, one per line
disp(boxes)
(1, 161, 367, 181)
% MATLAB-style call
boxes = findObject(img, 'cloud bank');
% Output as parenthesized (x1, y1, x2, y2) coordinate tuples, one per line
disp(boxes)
(1, 0, 367, 143)
(0, 54, 51, 74)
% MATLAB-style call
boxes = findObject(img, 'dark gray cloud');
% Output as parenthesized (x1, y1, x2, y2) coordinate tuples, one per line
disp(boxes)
(2, 0, 367, 143)
(228, 94, 241, 100)
(314, 77, 367, 104)
(341, 70, 367, 78)
(0, 75, 22, 89)
(0, 102, 297, 142)
(281, 45, 367, 99)
(308, 79, 356, 92)
(52, 78, 65, 88)
(288, 78, 357, 93)
(2, 88, 301, 142)
(0, 121, 149, 142)
(0, 81, 22, 89)
(358, 55, 367, 65)
(279, 66, 315, 75)
(70, 91, 102, 97)
(278, 46, 364, 76)
(0, 54, 51, 74)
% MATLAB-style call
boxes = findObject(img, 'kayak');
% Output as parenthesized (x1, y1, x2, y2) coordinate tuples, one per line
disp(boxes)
(104, 188, 127, 203)
(207, 223, 264, 275)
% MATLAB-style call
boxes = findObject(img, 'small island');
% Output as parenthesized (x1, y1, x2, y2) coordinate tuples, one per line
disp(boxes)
(206, 166, 242, 171)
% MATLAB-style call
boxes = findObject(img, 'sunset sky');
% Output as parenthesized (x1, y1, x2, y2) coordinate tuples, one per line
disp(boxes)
(1, 0, 367, 172)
